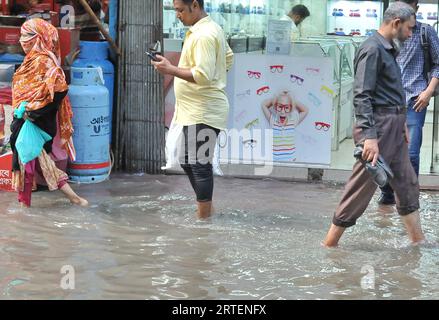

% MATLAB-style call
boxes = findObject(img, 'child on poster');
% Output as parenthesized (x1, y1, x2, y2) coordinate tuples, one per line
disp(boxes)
(261, 90, 309, 162)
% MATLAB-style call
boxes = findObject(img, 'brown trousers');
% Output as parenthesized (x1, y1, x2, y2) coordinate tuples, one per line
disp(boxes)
(333, 108, 420, 228)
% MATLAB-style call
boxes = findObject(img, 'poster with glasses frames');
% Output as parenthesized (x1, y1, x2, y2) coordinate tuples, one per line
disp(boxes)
(220, 54, 334, 167)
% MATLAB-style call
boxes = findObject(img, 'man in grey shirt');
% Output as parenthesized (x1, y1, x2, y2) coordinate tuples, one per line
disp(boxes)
(323, 2, 425, 247)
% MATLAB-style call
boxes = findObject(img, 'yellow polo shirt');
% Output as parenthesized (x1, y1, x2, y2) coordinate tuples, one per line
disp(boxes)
(174, 16, 234, 130)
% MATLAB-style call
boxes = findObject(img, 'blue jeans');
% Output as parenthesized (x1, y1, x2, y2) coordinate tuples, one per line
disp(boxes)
(406, 98, 427, 176)
(381, 97, 426, 196)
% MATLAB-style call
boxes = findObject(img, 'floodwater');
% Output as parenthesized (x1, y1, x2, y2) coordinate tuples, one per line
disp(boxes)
(0, 174, 438, 300)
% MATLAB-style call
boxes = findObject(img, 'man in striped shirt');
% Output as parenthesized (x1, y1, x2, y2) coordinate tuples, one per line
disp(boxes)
(379, 0, 439, 205)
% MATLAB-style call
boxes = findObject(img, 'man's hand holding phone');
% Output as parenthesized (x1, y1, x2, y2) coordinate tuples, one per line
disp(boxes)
(150, 53, 175, 76)
(146, 50, 159, 62)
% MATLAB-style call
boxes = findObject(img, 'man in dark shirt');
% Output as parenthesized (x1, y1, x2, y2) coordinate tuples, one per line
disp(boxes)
(323, 2, 425, 247)
(378, 0, 439, 205)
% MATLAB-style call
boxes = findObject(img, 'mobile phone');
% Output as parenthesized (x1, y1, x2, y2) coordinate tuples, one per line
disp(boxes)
(146, 50, 159, 62)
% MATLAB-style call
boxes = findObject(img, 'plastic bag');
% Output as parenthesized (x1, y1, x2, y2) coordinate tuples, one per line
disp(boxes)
(161, 118, 184, 171)
(212, 140, 223, 176)
(161, 118, 224, 176)
(16, 120, 52, 164)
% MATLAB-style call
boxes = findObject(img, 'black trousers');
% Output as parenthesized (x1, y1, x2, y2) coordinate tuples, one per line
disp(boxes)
(179, 123, 220, 202)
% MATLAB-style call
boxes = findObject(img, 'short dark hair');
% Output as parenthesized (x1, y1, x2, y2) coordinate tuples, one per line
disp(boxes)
(291, 4, 310, 18)
(180, 0, 204, 10)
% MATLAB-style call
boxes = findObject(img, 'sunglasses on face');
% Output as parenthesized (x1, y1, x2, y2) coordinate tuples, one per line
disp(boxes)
(256, 86, 270, 95)
(247, 71, 261, 79)
(275, 103, 293, 113)
(290, 74, 304, 85)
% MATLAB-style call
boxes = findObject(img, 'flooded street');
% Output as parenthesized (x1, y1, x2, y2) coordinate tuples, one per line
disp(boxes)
(0, 174, 438, 300)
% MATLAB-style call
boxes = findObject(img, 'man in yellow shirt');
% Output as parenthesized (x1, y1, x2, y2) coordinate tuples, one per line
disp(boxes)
(152, 0, 233, 219)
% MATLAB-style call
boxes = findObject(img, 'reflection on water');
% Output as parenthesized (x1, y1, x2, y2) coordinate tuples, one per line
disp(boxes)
(0, 174, 438, 299)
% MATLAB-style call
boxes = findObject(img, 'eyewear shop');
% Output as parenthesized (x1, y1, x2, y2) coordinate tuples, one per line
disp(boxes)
(162, 0, 439, 178)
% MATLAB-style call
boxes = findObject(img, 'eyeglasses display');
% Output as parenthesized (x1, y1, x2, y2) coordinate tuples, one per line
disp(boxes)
(256, 86, 270, 95)
(365, 8, 378, 18)
(416, 3, 438, 27)
(315, 122, 331, 131)
(297, 35, 356, 151)
(247, 70, 262, 79)
(270, 65, 284, 73)
(332, 8, 345, 17)
(290, 74, 304, 85)
(164, 0, 294, 40)
(327, 0, 383, 38)
(333, 27, 346, 35)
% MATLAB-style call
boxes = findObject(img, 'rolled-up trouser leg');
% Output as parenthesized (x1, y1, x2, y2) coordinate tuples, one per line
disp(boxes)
(180, 123, 219, 202)
(182, 163, 214, 202)
(387, 115, 420, 216)
(332, 110, 420, 227)
(333, 160, 378, 227)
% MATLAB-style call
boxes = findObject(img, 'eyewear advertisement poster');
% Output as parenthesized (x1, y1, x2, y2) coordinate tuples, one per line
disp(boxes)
(220, 54, 334, 167)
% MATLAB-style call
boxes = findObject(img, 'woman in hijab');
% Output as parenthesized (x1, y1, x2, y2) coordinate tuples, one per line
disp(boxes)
(10, 18, 88, 208)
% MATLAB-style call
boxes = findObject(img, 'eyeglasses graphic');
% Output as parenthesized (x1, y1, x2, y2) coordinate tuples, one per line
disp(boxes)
(315, 122, 331, 131)
(247, 71, 262, 79)
(237, 89, 251, 98)
(290, 74, 304, 85)
(245, 118, 260, 129)
(332, 9, 344, 16)
(306, 67, 320, 75)
(308, 92, 322, 107)
(321, 85, 335, 97)
(275, 103, 293, 113)
(270, 65, 284, 73)
(256, 86, 270, 95)
(243, 139, 258, 149)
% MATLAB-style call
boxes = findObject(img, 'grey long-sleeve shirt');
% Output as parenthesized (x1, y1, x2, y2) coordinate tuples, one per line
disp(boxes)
(353, 32, 406, 140)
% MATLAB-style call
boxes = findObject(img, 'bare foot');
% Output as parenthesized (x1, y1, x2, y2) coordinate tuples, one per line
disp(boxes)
(70, 196, 89, 207)
(377, 204, 395, 215)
